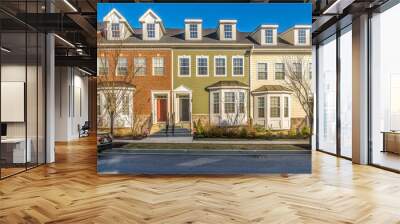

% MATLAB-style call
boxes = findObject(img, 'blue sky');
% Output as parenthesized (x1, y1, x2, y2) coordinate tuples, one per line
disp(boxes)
(98, 3, 311, 33)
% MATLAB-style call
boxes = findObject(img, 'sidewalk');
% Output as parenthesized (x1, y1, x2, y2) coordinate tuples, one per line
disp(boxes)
(116, 137, 309, 145)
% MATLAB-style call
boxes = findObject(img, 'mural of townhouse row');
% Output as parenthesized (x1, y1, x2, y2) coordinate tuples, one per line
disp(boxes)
(97, 8, 312, 138)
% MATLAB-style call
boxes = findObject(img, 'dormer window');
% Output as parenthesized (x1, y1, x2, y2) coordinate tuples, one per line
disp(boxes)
(103, 9, 134, 41)
(111, 23, 120, 38)
(224, 24, 232, 39)
(298, 29, 306, 44)
(265, 29, 273, 44)
(190, 24, 198, 39)
(147, 23, 155, 39)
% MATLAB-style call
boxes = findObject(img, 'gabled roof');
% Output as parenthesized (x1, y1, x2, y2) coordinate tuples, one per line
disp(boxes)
(206, 81, 248, 90)
(251, 85, 292, 94)
(139, 9, 166, 34)
(103, 8, 134, 34)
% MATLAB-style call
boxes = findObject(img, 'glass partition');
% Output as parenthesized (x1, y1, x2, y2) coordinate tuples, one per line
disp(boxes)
(0, 1, 46, 179)
(370, 3, 400, 171)
(339, 25, 352, 158)
(317, 34, 337, 154)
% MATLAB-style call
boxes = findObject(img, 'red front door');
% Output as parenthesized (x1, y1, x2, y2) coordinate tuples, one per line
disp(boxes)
(157, 98, 167, 122)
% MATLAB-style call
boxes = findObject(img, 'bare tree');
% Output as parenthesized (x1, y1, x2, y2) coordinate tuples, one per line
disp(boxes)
(97, 33, 141, 136)
(283, 56, 313, 131)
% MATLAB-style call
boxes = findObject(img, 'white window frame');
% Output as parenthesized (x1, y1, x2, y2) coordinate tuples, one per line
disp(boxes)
(257, 62, 268, 80)
(257, 96, 265, 118)
(134, 57, 146, 76)
(284, 96, 289, 118)
(178, 55, 191, 77)
(224, 91, 236, 114)
(238, 92, 245, 114)
(212, 92, 220, 114)
(116, 57, 128, 76)
(214, 56, 227, 77)
(196, 55, 209, 77)
(97, 57, 108, 76)
(274, 63, 285, 80)
(270, 96, 281, 118)
(111, 23, 120, 39)
(224, 24, 232, 39)
(298, 29, 307, 45)
(152, 57, 164, 76)
(189, 24, 198, 39)
(232, 56, 244, 77)
(147, 23, 156, 39)
(265, 29, 273, 44)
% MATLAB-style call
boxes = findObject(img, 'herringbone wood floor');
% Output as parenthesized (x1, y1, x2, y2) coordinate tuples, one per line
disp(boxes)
(1, 136, 400, 224)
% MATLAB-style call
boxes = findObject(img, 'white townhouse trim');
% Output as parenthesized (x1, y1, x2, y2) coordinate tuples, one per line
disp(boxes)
(177, 55, 191, 77)
(231, 55, 245, 77)
(213, 55, 227, 77)
(195, 55, 209, 77)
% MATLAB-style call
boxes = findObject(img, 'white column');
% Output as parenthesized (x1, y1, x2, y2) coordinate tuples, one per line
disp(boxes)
(46, 32, 55, 163)
(352, 14, 369, 164)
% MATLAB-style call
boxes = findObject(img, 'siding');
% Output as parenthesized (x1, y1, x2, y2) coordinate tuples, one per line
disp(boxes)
(98, 49, 172, 116)
(250, 53, 311, 119)
(173, 49, 250, 115)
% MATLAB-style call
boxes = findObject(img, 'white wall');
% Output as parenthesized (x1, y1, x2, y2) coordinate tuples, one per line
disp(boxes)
(55, 67, 89, 141)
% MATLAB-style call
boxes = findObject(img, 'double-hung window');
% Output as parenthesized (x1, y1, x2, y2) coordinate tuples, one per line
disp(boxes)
(134, 57, 146, 75)
(298, 29, 307, 44)
(293, 63, 302, 79)
(275, 63, 285, 80)
(270, 96, 281, 118)
(224, 24, 232, 39)
(179, 56, 190, 76)
(215, 56, 226, 76)
(284, 97, 289, 118)
(213, 92, 220, 114)
(117, 57, 128, 76)
(197, 56, 208, 76)
(152, 57, 164, 75)
(147, 23, 155, 38)
(232, 57, 244, 76)
(189, 24, 198, 39)
(258, 97, 265, 118)
(239, 92, 245, 114)
(111, 23, 120, 38)
(257, 63, 268, 80)
(224, 92, 235, 114)
(265, 29, 273, 44)
(97, 57, 108, 76)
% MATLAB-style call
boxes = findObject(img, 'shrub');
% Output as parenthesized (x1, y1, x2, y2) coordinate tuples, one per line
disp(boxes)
(288, 129, 297, 138)
(301, 126, 311, 137)
(239, 127, 248, 138)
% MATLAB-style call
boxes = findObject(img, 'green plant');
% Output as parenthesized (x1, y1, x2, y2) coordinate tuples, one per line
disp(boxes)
(301, 126, 311, 137)
(288, 129, 297, 138)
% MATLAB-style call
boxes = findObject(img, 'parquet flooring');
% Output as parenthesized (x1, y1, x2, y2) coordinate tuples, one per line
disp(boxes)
(1, 136, 400, 223)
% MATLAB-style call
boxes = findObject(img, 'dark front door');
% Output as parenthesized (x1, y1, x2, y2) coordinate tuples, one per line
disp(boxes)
(179, 98, 190, 122)
(157, 98, 167, 122)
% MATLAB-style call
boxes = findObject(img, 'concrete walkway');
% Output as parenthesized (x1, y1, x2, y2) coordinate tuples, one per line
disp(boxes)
(116, 137, 309, 145)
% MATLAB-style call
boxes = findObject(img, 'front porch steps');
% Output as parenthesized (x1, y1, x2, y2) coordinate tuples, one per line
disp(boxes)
(149, 123, 192, 137)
